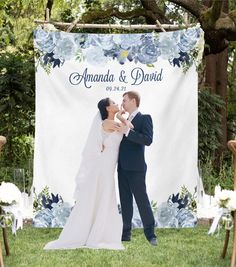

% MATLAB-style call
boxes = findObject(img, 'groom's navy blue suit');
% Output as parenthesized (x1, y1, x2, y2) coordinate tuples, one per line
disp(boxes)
(118, 112, 156, 241)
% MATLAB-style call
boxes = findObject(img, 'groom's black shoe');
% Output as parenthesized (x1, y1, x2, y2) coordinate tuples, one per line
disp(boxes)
(149, 237, 157, 246)
(121, 236, 131, 242)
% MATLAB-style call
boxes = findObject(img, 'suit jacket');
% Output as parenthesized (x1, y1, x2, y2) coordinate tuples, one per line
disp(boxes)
(118, 112, 153, 171)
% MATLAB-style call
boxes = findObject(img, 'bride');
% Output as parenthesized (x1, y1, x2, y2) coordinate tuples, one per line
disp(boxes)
(44, 97, 132, 250)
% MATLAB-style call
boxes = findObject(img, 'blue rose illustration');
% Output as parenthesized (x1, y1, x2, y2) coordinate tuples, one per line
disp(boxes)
(51, 202, 72, 227)
(136, 35, 161, 64)
(113, 34, 142, 50)
(34, 29, 55, 53)
(33, 208, 53, 227)
(86, 35, 114, 50)
(53, 37, 76, 60)
(33, 202, 72, 227)
(84, 46, 109, 65)
(96, 35, 115, 50)
(156, 202, 179, 228)
(178, 28, 199, 53)
(159, 35, 180, 60)
(177, 208, 197, 227)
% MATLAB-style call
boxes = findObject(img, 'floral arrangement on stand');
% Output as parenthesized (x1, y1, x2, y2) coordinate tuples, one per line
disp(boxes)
(0, 182, 22, 234)
(208, 185, 236, 235)
(33, 186, 72, 227)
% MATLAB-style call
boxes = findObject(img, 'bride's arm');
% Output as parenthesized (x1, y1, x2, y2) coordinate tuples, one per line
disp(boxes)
(102, 119, 122, 132)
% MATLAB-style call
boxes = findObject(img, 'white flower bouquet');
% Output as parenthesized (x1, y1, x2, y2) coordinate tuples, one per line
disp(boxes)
(213, 185, 236, 211)
(0, 182, 21, 206)
(208, 185, 236, 234)
(0, 182, 22, 229)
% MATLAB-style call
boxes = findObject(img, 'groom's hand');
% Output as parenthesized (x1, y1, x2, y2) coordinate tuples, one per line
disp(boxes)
(119, 104, 126, 114)
(118, 124, 130, 135)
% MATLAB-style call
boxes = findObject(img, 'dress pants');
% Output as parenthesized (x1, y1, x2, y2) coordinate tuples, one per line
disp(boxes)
(118, 168, 156, 240)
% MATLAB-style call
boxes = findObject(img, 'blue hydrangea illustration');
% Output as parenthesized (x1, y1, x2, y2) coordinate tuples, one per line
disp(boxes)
(33, 187, 72, 228)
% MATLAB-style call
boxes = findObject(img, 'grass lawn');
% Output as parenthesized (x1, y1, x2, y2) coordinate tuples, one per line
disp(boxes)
(1, 224, 233, 267)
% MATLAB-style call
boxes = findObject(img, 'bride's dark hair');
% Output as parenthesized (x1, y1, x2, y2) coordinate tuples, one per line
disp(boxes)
(97, 98, 110, 120)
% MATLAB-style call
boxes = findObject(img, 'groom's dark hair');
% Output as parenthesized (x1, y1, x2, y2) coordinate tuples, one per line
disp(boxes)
(97, 98, 110, 120)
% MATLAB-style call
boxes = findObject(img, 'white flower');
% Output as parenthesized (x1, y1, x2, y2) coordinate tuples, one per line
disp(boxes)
(226, 192, 236, 211)
(0, 182, 21, 205)
(219, 189, 232, 201)
(213, 185, 236, 211)
(214, 185, 221, 196)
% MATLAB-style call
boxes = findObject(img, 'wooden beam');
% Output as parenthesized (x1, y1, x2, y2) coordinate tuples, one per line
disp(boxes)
(34, 20, 196, 31)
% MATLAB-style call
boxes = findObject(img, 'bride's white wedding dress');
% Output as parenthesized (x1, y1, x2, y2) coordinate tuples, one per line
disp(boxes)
(44, 114, 124, 250)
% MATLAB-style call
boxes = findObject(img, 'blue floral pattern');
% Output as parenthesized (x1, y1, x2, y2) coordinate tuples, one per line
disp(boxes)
(34, 26, 204, 71)
(33, 187, 72, 228)
(33, 187, 197, 228)
(132, 188, 197, 229)
(33, 202, 72, 227)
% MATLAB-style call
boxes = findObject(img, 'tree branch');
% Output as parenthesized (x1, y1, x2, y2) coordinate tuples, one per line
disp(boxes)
(140, 0, 170, 23)
(211, 0, 224, 23)
(168, 0, 205, 18)
(215, 13, 236, 41)
(81, 7, 158, 24)
(44, 0, 54, 20)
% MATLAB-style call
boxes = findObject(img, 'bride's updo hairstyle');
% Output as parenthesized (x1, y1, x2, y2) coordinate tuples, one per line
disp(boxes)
(97, 98, 110, 120)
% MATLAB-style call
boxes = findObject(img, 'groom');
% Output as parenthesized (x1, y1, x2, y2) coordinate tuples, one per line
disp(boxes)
(118, 91, 157, 246)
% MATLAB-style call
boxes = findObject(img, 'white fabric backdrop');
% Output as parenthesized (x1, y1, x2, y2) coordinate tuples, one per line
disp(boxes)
(33, 27, 204, 208)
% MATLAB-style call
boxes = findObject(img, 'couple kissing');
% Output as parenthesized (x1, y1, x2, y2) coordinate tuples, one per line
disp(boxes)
(44, 91, 157, 250)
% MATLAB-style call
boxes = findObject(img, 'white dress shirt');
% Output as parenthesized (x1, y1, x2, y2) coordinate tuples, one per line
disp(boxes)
(125, 109, 139, 137)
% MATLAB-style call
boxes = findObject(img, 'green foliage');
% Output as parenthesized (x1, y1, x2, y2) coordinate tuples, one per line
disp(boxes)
(0, 49, 35, 133)
(0, 165, 33, 193)
(227, 41, 236, 139)
(200, 156, 234, 195)
(0, 210, 13, 228)
(0, 49, 35, 139)
(0, 0, 46, 49)
(0, 49, 35, 190)
(0, 134, 34, 190)
(198, 88, 225, 163)
(33, 186, 50, 212)
(150, 200, 158, 214)
(180, 185, 197, 212)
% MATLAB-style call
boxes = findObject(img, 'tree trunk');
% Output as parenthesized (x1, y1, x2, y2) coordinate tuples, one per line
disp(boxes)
(216, 48, 228, 149)
(204, 49, 228, 160)
(204, 0, 229, 161)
